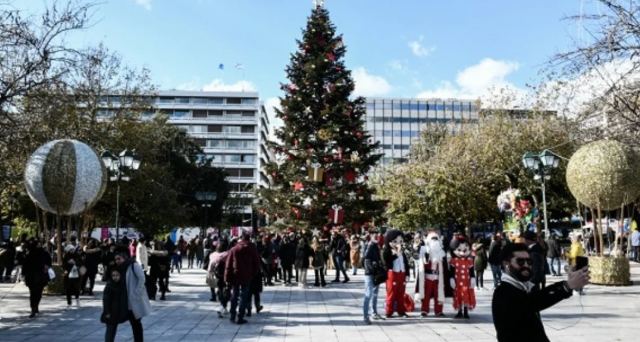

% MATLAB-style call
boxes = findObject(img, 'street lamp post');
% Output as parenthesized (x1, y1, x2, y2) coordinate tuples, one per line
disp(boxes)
(101, 149, 141, 242)
(522, 149, 560, 238)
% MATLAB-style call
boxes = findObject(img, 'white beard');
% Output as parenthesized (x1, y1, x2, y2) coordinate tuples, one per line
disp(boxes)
(426, 240, 445, 262)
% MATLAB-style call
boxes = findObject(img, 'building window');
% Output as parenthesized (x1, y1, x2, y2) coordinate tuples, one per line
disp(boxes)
(172, 110, 189, 118)
(176, 97, 189, 104)
(208, 125, 222, 133)
(240, 169, 254, 177)
(241, 125, 255, 133)
(226, 98, 242, 105)
(225, 154, 242, 163)
(159, 97, 174, 104)
(226, 110, 243, 117)
(191, 97, 208, 104)
(224, 126, 242, 133)
(193, 110, 207, 118)
(208, 139, 223, 147)
(242, 111, 256, 117)
(241, 98, 257, 105)
(241, 154, 255, 163)
(208, 98, 223, 104)
(208, 110, 223, 116)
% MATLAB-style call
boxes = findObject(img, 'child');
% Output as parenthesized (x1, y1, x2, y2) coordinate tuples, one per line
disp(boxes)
(102, 269, 129, 342)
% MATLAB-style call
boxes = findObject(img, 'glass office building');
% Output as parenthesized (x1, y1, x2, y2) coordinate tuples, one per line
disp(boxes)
(364, 98, 480, 165)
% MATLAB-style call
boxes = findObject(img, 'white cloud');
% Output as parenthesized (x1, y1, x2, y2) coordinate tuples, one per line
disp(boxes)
(388, 59, 408, 71)
(202, 79, 256, 92)
(352, 67, 392, 97)
(133, 0, 152, 10)
(417, 58, 522, 103)
(408, 36, 436, 57)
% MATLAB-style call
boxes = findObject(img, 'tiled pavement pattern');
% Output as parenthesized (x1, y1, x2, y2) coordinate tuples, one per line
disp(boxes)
(0, 263, 639, 342)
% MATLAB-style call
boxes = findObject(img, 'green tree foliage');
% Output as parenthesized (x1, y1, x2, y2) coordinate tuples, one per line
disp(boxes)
(375, 112, 578, 230)
(258, 5, 385, 230)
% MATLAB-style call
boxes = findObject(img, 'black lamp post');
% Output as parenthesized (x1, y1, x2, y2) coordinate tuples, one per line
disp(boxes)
(101, 149, 141, 242)
(522, 149, 560, 237)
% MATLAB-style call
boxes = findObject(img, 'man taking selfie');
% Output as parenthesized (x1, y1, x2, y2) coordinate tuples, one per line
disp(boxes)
(492, 243, 589, 342)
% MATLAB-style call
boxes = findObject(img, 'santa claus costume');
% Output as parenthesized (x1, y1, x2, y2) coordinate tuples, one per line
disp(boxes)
(415, 232, 449, 317)
(449, 236, 476, 319)
(382, 230, 410, 318)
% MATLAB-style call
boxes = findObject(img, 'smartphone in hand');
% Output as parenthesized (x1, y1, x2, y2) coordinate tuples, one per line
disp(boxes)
(575, 256, 589, 270)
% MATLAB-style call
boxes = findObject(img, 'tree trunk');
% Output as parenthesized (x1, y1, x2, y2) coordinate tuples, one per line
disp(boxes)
(55, 214, 62, 265)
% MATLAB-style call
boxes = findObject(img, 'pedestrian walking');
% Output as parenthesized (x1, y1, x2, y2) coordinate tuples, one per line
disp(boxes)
(631, 227, 640, 262)
(210, 239, 231, 318)
(114, 251, 152, 342)
(363, 231, 384, 324)
(492, 243, 589, 342)
(546, 234, 562, 276)
(488, 233, 504, 288)
(22, 238, 52, 318)
(350, 235, 361, 275)
(101, 269, 129, 342)
(225, 233, 260, 325)
(62, 244, 81, 306)
(330, 230, 350, 283)
(81, 239, 101, 295)
(295, 238, 312, 288)
(149, 241, 170, 300)
(278, 235, 296, 285)
(311, 237, 327, 287)
(472, 239, 488, 289)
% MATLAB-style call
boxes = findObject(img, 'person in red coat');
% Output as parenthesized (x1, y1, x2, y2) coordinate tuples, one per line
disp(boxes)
(225, 233, 260, 324)
(382, 230, 410, 318)
(449, 235, 476, 319)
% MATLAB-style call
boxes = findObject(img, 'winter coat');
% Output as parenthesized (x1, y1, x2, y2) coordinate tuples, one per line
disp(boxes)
(492, 281, 572, 342)
(123, 260, 152, 320)
(225, 240, 260, 286)
(472, 243, 488, 272)
(101, 280, 129, 325)
(295, 243, 312, 269)
(278, 242, 296, 268)
(23, 247, 51, 288)
(136, 244, 149, 271)
(546, 238, 560, 258)
(528, 243, 546, 286)
(488, 240, 503, 266)
(311, 246, 327, 269)
(363, 241, 381, 275)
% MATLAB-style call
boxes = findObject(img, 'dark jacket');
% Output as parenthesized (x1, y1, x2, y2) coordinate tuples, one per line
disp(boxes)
(492, 281, 572, 342)
(363, 241, 381, 275)
(225, 240, 260, 285)
(332, 235, 348, 258)
(278, 241, 296, 267)
(23, 247, 51, 288)
(488, 240, 503, 265)
(101, 280, 129, 325)
(295, 243, 312, 269)
(528, 243, 546, 286)
(546, 238, 560, 258)
(382, 246, 410, 278)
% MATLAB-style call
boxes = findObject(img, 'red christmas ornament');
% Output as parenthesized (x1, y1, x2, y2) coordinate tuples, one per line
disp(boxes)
(292, 207, 301, 219)
(326, 52, 336, 62)
(355, 131, 363, 139)
(293, 181, 304, 191)
(344, 169, 357, 183)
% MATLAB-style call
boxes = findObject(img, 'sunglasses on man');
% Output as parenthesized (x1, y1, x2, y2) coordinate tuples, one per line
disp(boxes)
(514, 257, 533, 266)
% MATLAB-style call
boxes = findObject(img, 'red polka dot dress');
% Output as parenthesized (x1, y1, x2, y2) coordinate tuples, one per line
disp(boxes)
(450, 257, 476, 310)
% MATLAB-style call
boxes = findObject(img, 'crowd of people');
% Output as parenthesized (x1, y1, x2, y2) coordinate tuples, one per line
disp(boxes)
(0, 225, 596, 342)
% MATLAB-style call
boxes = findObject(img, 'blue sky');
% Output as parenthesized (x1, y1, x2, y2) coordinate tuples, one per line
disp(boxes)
(17, 0, 593, 109)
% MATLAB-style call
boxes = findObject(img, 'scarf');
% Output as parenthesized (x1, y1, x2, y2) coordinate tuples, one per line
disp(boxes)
(501, 272, 535, 293)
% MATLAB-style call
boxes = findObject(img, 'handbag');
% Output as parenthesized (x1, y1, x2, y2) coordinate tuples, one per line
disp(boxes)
(372, 262, 387, 286)
(206, 272, 218, 288)
(48, 267, 56, 281)
(69, 265, 79, 279)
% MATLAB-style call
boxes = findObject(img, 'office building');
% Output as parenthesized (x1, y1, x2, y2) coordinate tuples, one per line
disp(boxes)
(364, 98, 480, 165)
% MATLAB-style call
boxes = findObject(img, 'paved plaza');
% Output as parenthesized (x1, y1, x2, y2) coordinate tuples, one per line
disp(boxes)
(0, 264, 639, 342)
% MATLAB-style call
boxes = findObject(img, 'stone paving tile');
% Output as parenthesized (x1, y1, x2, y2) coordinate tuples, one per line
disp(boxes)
(1, 264, 640, 341)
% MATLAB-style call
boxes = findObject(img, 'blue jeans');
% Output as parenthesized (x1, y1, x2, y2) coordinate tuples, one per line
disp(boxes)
(333, 255, 348, 281)
(229, 283, 250, 320)
(363, 275, 379, 319)
(490, 264, 502, 287)
(548, 257, 562, 275)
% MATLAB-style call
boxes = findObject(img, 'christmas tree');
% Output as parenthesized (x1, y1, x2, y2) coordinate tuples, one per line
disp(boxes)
(259, 2, 385, 232)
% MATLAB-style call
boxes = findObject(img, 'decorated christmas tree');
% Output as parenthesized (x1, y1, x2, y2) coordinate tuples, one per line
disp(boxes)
(259, 2, 385, 232)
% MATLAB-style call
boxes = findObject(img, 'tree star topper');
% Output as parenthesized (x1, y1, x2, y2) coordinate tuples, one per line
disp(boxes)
(313, 0, 325, 7)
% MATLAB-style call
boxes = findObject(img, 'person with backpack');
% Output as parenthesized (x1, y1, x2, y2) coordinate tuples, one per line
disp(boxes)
(102, 269, 129, 342)
(488, 233, 504, 288)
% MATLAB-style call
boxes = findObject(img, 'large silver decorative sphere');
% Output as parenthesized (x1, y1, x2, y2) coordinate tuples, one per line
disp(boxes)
(24, 139, 107, 215)
(566, 139, 640, 210)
